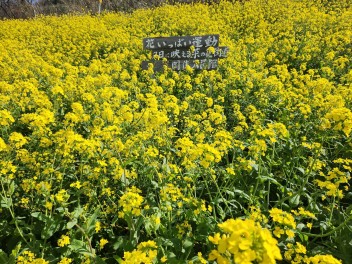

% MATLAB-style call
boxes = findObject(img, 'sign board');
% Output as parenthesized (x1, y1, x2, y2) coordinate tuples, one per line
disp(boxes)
(143, 35, 220, 50)
(150, 46, 229, 60)
(141, 34, 228, 72)
(141, 59, 218, 72)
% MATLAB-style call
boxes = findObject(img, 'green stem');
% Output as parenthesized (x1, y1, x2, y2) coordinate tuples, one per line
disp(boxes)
(266, 142, 275, 209)
(251, 158, 261, 204)
(210, 173, 234, 219)
(184, 243, 193, 261)
(267, 180, 271, 210)
(202, 173, 216, 221)
(329, 195, 336, 225)
(75, 223, 95, 259)
(276, 153, 318, 207)
(126, 214, 136, 244)
(301, 212, 352, 238)
(42, 154, 57, 258)
(1, 179, 31, 248)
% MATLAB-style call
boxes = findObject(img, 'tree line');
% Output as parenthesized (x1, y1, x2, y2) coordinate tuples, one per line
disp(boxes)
(0, 0, 223, 19)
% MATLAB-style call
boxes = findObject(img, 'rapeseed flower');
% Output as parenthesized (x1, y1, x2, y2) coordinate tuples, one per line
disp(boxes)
(99, 238, 108, 249)
(118, 186, 144, 218)
(57, 235, 70, 247)
(208, 218, 282, 264)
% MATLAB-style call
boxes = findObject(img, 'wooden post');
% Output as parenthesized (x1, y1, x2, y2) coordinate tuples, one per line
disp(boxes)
(98, 0, 102, 15)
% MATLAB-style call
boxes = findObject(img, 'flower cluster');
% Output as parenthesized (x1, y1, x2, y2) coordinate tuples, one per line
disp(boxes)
(270, 208, 297, 239)
(208, 218, 282, 264)
(118, 186, 145, 218)
(57, 234, 71, 247)
(122, 240, 158, 264)
(16, 251, 48, 264)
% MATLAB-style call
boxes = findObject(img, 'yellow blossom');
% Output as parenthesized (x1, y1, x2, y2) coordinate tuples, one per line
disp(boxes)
(57, 235, 70, 247)
(99, 238, 108, 249)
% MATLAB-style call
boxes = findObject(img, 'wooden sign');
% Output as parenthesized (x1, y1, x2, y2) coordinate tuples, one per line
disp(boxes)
(141, 59, 219, 72)
(143, 35, 219, 50)
(150, 46, 229, 60)
(141, 34, 228, 72)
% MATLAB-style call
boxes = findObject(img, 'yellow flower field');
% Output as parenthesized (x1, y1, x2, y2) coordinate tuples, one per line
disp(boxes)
(0, 0, 351, 263)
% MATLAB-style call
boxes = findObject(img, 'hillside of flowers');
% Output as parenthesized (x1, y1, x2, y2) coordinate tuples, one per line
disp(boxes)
(0, 0, 352, 263)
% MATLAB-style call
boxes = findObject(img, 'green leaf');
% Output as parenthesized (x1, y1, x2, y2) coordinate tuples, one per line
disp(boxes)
(114, 255, 123, 263)
(182, 239, 193, 248)
(56, 207, 65, 213)
(8, 254, 16, 264)
(296, 167, 305, 175)
(167, 252, 176, 258)
(94, 256, 106, 264)
(216, 204, 225, 220)
(151, 180, 159, 188)
(8, 181, 15, 196)
(296, 223, 305, 231)
(289, 194, 300, 207)
(67, 218, 77, 230)
(69, 239, 88, 252)
(72, 206, 84, 219)
(233, 189, 251, 201)
(156, 237, 174, 247)
(258, 175, 281, 186)
(0, 250, 9, 263)
(8, 243, 21, 264)
(345, 203, 352, 214)
(31, 212, 48, 222)
(144, 218, 153, 236)
(120, 172, 130, 186)
(42, 216, 61, 239)
(113, 236, 124, 250)
(1, 197, 12, 208)
(251, 163, 259, 171)
(31, 212, 61, 239)
(162, 157, 171, 173)
(298, 233, 308, 243)
(85, 209, 100, 236)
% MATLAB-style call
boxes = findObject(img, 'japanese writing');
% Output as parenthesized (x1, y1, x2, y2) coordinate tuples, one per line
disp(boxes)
(143, 35, 219, 50)
(169, 59, 218, 71)
(141, 34, 228, 72)
(141, 59, 219, 71)
(151, 46, 229, 60)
